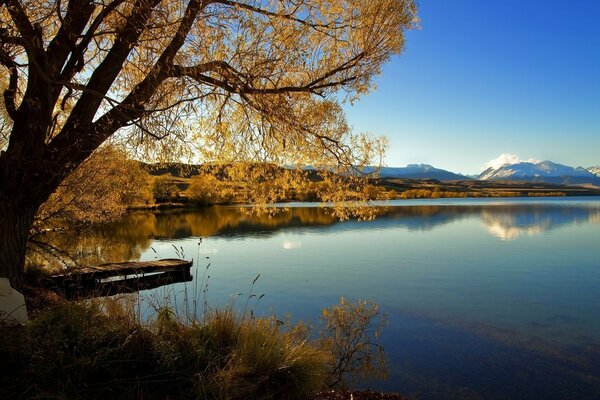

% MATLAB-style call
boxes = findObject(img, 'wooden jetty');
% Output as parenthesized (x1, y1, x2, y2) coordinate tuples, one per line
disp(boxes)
(50, 259, 193, 300)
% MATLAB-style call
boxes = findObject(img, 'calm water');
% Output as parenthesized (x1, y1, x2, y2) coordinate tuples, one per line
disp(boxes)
(47, 197, 600, 399)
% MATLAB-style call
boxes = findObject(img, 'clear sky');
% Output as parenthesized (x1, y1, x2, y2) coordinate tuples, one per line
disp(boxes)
(343, 0, 600, 175)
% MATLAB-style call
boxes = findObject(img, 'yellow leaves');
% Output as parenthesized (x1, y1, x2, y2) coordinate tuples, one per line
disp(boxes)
(185, 172, 236, 204)
(4, 0, 418, 220)
(37, 145, 153, 227)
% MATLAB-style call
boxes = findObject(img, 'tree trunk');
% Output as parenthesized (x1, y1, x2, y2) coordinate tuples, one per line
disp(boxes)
(1, 120, 92, 291)
(0, 144, 49, 292)
(0, 197, 38, 292)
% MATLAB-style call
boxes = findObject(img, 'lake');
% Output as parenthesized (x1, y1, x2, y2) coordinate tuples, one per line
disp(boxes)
(45, 197, 600, 399)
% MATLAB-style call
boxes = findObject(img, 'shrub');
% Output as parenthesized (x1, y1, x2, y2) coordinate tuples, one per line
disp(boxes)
(153, 175, 180, 202)
(185, 174, 236, 205)
(223, 317, 327, 400)
(319, 297, 388, 389)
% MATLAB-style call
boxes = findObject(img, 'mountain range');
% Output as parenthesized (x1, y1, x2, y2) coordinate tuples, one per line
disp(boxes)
(477, 161, 600, 185)
(364, 164, 467, 181)
(148, 160, 600, 186)
(366, 161, 600, 186)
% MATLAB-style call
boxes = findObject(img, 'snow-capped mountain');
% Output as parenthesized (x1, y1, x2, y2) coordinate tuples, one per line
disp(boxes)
(364, 164, 468, 181)
(478, 160, 600, 185)
(588, 166, 600, 177)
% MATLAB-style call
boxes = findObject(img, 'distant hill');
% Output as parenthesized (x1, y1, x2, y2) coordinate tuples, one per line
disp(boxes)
(478, 160, 600, 186)
(139, 162, 202, 177)
(141, 160, 600, 187)
(363, 164, 468, 181)
(139, 162, 291, 179)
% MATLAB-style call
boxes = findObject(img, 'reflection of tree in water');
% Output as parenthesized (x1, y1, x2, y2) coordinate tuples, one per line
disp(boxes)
(145, 207, 340, 239)
(32, 203, 600, 266)
(30, 213, 158, 267)
(31, 207, 340, 266)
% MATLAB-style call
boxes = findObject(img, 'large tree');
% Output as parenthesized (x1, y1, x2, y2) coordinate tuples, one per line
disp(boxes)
(0, 0, 417, 289)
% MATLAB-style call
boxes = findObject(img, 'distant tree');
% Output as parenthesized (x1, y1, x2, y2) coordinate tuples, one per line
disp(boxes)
(152, 174, 180, 202)
(0, 0, 417, 289)
(185, 172, 236, 204)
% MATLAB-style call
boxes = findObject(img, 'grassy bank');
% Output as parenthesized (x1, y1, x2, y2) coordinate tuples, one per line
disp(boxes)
(0, 297, 386, 400)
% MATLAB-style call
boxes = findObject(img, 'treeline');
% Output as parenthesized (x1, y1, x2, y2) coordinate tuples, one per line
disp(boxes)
(393, 188, 566, 199)
(36, 147, 571, 232)
(149, 163, 389, 206)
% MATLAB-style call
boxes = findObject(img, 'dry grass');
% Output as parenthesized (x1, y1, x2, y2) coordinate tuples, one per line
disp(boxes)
(0, 302, 328, 400)
(0, 294, 388, 399)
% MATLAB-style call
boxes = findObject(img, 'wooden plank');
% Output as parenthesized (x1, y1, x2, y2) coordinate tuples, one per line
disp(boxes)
(60, 270, 193, 300)
(51, 259, 193, 283)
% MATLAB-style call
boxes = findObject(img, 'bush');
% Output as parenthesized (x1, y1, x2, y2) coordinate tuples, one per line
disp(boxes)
(153, 175, 180, 202)
(185, 174, 236, 205)
(320, 297, 388, 389)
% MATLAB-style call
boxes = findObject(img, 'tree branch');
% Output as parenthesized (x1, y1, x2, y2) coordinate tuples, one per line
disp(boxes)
(3, 0, 38, 44)
(0, 48, 19, 120)
(59, 0, 128, 81)
(46, 0, 96, 80)
(61, 0, 162, 127)
(0, 28, 24, 46)
(171, 61, 360, 95)
(212, 0, 344, 30)
(91, 0, 207, 135)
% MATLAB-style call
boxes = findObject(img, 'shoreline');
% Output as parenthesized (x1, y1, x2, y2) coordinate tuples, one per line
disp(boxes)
(129, 191, 600, 212)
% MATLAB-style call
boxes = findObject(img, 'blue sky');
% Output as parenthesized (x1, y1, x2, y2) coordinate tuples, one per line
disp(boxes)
(343, 0, 600, 175)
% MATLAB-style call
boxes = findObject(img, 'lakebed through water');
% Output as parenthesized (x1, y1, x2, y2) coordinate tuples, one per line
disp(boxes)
(44, 197, 600, 399)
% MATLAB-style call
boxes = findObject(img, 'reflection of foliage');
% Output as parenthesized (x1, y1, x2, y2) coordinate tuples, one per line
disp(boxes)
(29, 212, 157, 269)
(28, 207, 343, 268)
(320, 297, 388, 389)
(31, 203, 600, 268)
(29, 146, 153, 267)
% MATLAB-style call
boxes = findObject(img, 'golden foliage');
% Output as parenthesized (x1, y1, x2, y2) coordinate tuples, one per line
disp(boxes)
(185, 173, 236, 204)
(527, 192, 566, 197)
(152, 175, 182, 202)
(36, 145, 153, 229)
(1, 0, 417, 168)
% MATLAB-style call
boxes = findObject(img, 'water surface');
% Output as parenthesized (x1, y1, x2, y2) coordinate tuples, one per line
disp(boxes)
(45, 197, 600, 399)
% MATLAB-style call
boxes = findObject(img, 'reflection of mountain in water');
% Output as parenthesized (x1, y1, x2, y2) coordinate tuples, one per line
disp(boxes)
(481, 205, 600, 240)
(35, 201, 600, 265)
